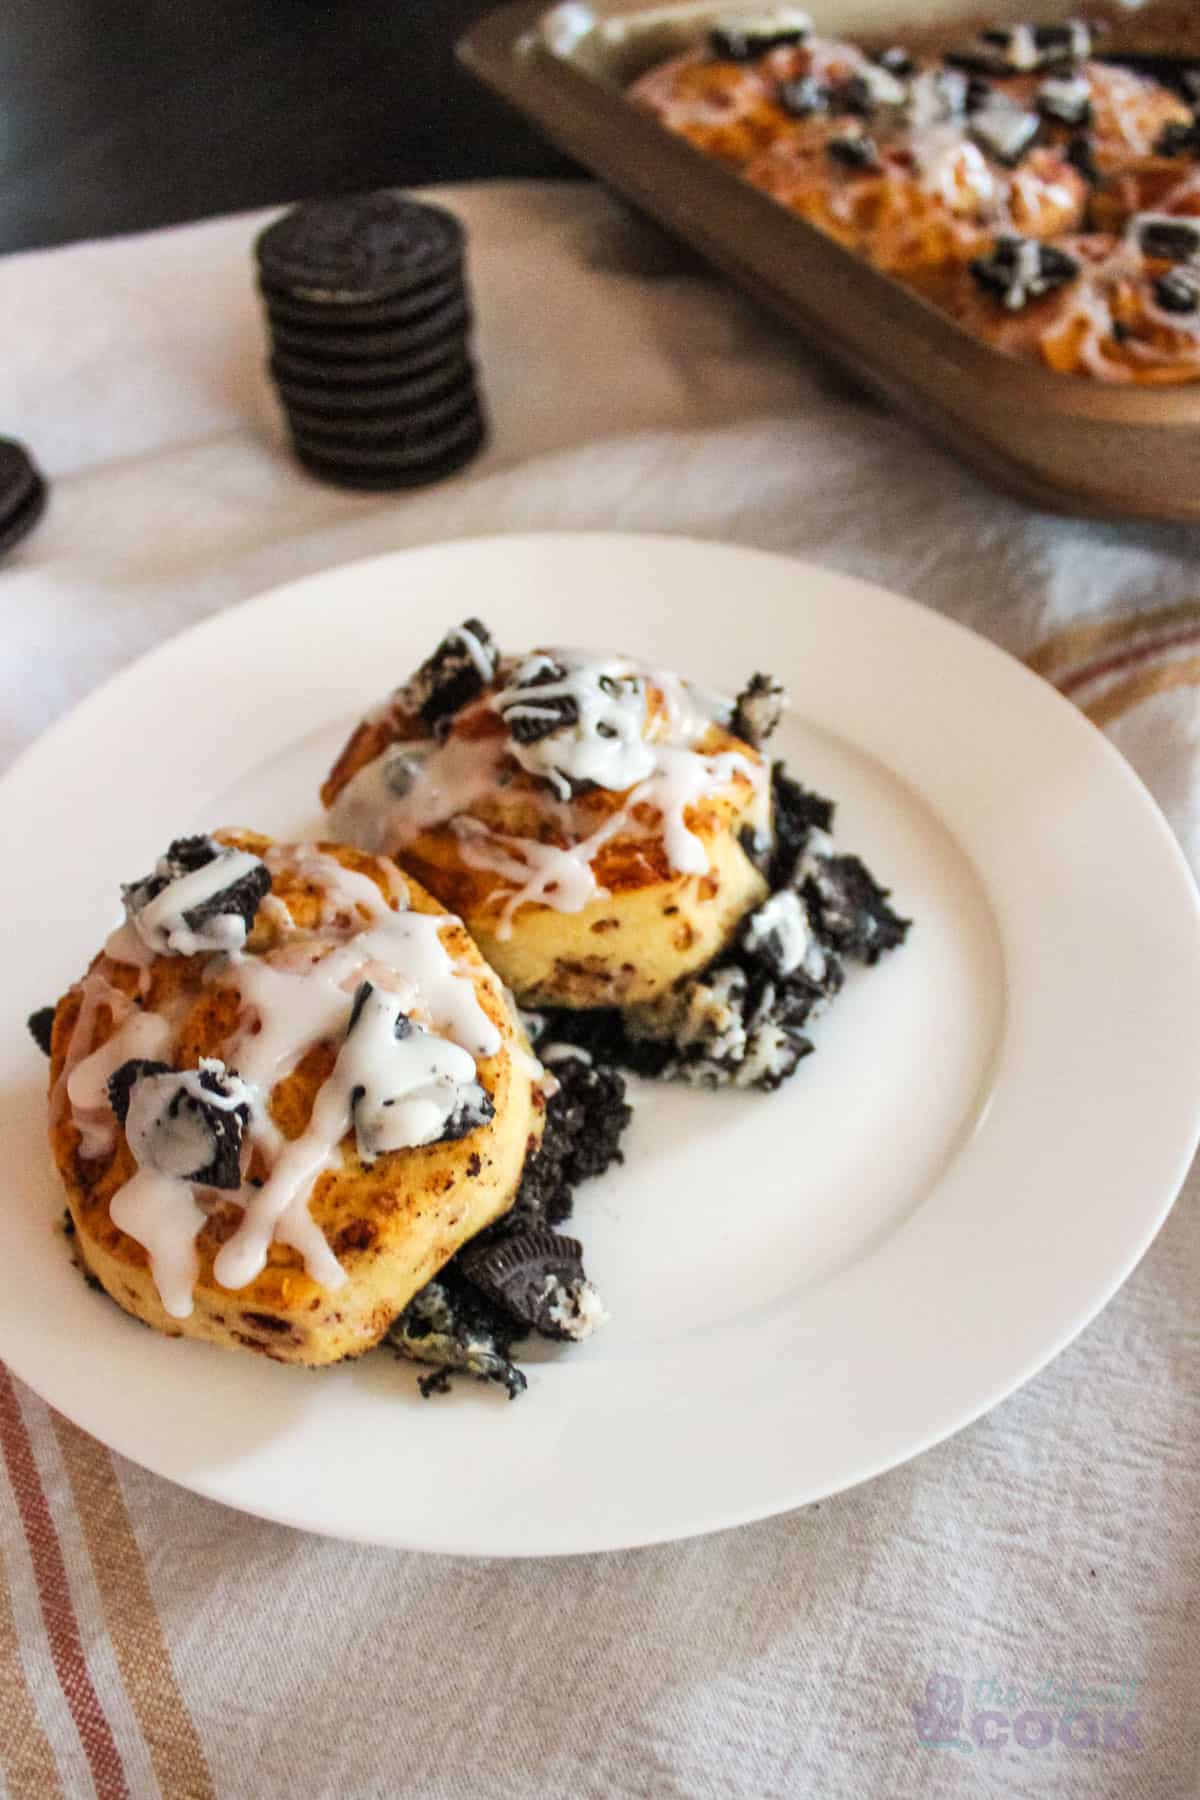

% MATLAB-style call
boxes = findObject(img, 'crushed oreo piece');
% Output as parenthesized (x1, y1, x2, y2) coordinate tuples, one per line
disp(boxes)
(1037, 74, 1092, 128)
(801, 853, 910, 963)
(908, 67, 971, 129)
(524, 1006, 675, 1086)
(639, 964, 818, 1092)
(1155, 120, 1199, 158)
(767, 764, 834, 891)
(876, 46, 914, 78)
(828, 134, 880, 170)
(709, 9, 812, 60)
(381, 747, 426, 797)
(839, 65, 907, 116)
(970, 94, 1041, 165)
(495, 1047, 632, 1231)
(950, 21, 1090, 75)
(1136, 215, 1200, 264)
(108, 1058, 251, 1189)
(1065, 132, 1098, 184)
(345, 982, 494, 1162)
(459, 1228, 604, 1341)
(388, 1267, 526, 1399)
(740, 887, 827, 984)
(1153, 269, 1200, 314)
(498, 659, 579, 745)
(400, 618, 498, 734)
(27, 1005, 55, 1057)
(970, 236, 1080, 310)
(730, 672, 787, 748)
(778, 75, 829, 119)
(123, 836, 272, 957)
(1033, 22, 1092, 60)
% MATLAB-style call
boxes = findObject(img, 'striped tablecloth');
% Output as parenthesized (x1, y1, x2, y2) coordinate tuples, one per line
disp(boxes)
(2, 181, 1198, 1800)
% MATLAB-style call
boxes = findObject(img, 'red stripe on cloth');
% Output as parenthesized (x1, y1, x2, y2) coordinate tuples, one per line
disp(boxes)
(1058, 620, 1200, 697)
(0, 1367, 130, 1800)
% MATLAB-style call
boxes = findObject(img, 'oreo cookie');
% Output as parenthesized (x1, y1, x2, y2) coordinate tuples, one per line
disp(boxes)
(257, 191, 486, 491)
(0, 439, 48, 560)
(268, 293, 472, 365)
(458, 1228, 604, 1341)
(388, 1266, 526, 1399)
(285, 383, 480, 447)
(27, 1005, 56, 1057)
(1153, 269, 1200, 314)
(108, 1058, 251, 1190)
(269, 331, 471, 389)
(255, 193, 464, 306)
(272, 352, 474, 420)
(259, 267, 464, 332)
(292, 405, 487, 492)
(122, 835, 272, 956)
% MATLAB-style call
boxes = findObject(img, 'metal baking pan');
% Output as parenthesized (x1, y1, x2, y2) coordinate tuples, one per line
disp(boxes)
(460, 0, 1200, 521)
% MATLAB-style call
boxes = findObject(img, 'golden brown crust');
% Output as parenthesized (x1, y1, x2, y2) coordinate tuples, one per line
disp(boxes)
(322, 677, 770, 1006)
(48, 835, 540, 1364)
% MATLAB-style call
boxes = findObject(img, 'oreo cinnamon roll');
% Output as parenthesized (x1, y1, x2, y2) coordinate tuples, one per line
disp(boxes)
(940, 220, 1200, 383)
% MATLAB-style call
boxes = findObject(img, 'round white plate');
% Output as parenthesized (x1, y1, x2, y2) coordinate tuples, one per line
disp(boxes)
(3, 534, 1199, 1556)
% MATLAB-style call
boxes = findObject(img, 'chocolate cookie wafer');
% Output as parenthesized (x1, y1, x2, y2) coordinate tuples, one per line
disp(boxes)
(260, 268, 464, 332)
(272, 351, 475, 420)
(267, 293, 472, 365)
(269, 333, 469, 388)
(0, 439, 48, 560)
(293, 407, 487, 492)
(284, 374, 480, 441)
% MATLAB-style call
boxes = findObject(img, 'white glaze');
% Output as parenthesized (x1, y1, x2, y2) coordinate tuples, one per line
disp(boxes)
(129, 845, 265, 956)
(328, 648, 766, 936)
(64, 844, 504, 1318)
(496, 652, 657, 794)
(66, 1007, 174, 1160)
(110, 1170, 209, 1320)
(212, 982, 484, 1293)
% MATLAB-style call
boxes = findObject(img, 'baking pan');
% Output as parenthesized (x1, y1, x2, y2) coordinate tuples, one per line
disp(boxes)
(460, 0, 1200, 521)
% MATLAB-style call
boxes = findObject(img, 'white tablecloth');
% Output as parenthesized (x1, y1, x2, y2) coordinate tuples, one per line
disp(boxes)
(1, 181, 1197, 1800)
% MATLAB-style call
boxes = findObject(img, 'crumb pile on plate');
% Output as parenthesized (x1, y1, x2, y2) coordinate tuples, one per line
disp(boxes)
(256, 192, 487, 488)
(630, 11, 1200, 381)
(34, 829, 628, 1395)
(321, 620, 910, 1093)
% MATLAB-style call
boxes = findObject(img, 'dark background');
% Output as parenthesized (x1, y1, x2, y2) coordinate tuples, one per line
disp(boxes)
(2, 0, 574, 255)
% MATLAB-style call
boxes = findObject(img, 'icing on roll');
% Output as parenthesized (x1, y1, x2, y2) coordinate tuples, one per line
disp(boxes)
(327, 645, 767, 940)
(59, 838, 504, 1319)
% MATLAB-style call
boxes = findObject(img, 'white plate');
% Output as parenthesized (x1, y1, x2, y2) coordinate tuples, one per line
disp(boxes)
(3, 534, 1199, 1556)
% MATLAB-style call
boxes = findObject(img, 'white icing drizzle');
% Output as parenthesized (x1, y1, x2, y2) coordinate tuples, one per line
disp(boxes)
(211, 984, 482, 1293)
(129, 846, 264, 956)
(112, 1063, 253, 1319)
(329, 733, 506, 856)
(62, 845, 503, 1319)
(454, 623, 497, 681)
(110, 1171, 208, 1320)
(327, 648, 765, 937)
(66, 1006, 173, 1160)
(495, 652, 657, 795)
(453, 745, 759, 939)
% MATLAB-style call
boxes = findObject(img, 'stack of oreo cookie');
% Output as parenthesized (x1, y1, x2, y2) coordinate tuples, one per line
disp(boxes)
(256, 192, 486, 491)
(0, 439, 47, 559)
